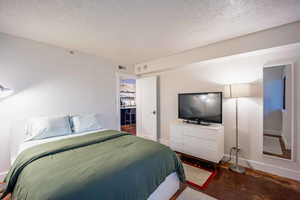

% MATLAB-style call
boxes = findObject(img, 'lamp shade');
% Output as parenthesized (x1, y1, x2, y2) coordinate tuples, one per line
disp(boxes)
(0, 85, 13, 98)
(224, 83, 251, 98)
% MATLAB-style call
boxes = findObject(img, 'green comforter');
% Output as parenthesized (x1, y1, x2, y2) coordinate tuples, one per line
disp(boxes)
(1, 130, 185, 200)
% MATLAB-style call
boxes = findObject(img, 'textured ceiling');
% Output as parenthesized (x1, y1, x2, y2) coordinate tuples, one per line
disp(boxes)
(1, 0, 300, 66)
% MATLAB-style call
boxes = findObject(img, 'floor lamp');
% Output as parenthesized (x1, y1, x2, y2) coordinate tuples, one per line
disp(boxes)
(224, 83, 251, 174)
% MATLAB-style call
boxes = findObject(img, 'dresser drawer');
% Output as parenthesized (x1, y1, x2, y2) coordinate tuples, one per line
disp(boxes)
(170, 132, 183, 141)
(184, 136, 217, 151)
(170, 121, 224, 163)
(170, 136, 183, 144)
(187, 149, 220, 163)
(170, 127, 184, 141)
(184, 127, 220, 141)
(170, 141, 184, 152)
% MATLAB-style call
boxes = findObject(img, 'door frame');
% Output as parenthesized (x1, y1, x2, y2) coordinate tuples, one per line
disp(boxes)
(116, 72, 138, 131)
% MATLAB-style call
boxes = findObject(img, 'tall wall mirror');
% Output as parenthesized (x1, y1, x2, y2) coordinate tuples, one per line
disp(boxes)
(263, 64, 294, 160)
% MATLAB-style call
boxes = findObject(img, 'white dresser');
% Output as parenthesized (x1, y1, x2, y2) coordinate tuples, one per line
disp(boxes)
(170, 121, 224, 163)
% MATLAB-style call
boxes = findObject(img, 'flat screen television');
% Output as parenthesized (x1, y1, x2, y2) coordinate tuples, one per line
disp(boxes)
(178, 92, 222, 124)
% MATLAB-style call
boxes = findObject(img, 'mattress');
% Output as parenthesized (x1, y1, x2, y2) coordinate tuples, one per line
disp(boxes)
(6, 129, 182, 200)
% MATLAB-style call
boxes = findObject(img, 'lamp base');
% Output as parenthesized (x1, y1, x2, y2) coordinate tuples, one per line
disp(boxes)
(229, 164, 245, 174)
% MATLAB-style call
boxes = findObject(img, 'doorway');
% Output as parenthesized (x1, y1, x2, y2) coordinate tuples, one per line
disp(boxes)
(119, 76, 136, 135)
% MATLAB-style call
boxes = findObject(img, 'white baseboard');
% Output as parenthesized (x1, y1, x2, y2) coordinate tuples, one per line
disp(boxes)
(0, 171, 7, 182)
(224, 154, 300, 181)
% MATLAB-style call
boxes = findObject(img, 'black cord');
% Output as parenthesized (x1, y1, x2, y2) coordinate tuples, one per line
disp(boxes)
(221, 147, 235, 164)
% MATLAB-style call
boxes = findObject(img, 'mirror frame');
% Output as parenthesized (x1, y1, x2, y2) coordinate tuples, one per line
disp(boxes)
(262, 62, 295, 162)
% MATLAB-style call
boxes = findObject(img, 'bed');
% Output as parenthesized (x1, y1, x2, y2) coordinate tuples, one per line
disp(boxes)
(1, 128, 185, 200)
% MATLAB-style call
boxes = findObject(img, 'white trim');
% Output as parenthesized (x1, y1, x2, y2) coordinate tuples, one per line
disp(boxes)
(0, 171, 8, 181)
(115, 72, 137, 131)
(224, 154, 300, 181)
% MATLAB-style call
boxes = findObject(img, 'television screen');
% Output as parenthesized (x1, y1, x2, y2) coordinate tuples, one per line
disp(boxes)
(178, 92, 222, 123)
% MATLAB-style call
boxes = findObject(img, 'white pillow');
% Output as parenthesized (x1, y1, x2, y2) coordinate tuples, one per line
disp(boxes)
(25, 115, 72, 141)
(70, 114, 102, 133)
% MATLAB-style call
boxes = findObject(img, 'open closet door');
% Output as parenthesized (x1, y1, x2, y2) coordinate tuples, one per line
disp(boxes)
(136, 76, 158, 141)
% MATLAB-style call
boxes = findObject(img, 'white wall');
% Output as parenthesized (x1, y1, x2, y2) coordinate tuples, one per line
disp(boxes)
(0, 33, 129, 178)
(146, 45, 300, 180)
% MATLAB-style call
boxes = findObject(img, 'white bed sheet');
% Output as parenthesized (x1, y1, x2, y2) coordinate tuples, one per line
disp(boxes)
(12, 128, 180, 199)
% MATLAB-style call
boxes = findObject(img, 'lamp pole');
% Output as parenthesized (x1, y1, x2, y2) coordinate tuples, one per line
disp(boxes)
(229, 97, 245, 173)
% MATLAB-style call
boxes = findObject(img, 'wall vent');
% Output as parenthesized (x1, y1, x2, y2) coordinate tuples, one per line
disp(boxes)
(118, 65, 127, 70)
